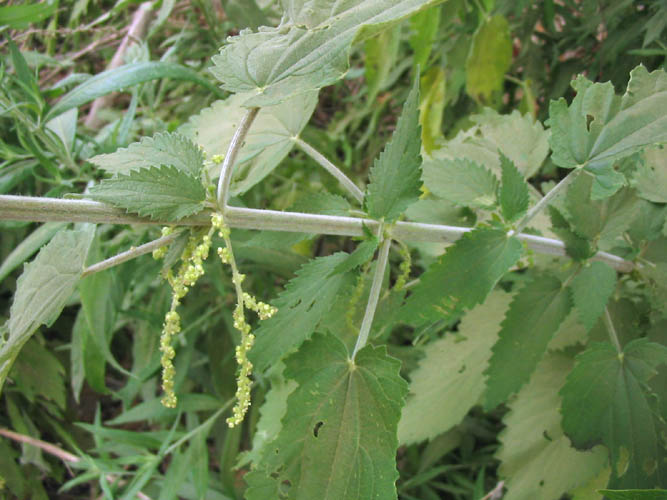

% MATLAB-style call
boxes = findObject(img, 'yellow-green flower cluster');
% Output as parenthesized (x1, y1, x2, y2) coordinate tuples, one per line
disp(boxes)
(152, 226, 174, 260)
(152, 213, 277, 422)
(243, 292, 278, 320)
(156, 227, 214, 408)
(211, 212, 277, 427)
(394, 241, 412, 291)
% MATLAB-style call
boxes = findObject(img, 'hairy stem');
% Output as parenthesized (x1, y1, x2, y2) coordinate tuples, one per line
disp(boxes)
(352, 237, 392, 359)
(0, 195, 634, 273)
(294, 137, 365, 203)
(81, 230, 181, 278)
(514, 168, 581, 234)
(216, 107, 260, 208)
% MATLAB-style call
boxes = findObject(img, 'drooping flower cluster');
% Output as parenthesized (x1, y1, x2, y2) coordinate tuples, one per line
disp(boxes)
(154, 213, 277, 423)
(156, 226, 214, 408)
(211, 212, 277, 427)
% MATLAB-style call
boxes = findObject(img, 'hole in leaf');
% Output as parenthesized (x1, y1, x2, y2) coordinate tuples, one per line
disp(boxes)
(313, 421, 324, 437)
(586, 114, 594, 129)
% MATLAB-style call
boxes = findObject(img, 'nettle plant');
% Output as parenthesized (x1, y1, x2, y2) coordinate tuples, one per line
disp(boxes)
(1, 1, 667, 498)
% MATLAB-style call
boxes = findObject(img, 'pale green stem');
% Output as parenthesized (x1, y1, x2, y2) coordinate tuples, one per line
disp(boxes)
(352, 237, 392, 359)
(294, 137, 365, 204)
(81, 230, 181, 278)
(216, 107, 260, 208)
(0, 195, 634, 273)
(513, 168, 581, 235)
(221, 230, 245, 316)
(603, 307, 622, 353)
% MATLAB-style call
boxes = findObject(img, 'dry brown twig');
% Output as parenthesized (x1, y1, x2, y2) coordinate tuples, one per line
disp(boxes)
(0, 427, 152, 500)
(481, 481, 505, 500)
(84, 1, 155, 129)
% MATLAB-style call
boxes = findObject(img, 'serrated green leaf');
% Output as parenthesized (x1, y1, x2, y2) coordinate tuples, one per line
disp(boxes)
(330, 237, 379, 276)
(401, 227, 522, 325)
(590, 165, 627, 200)
(570, 262, 617, 331)
(565, 173, 640, 251)
(0, 227, 95, 394)
(498, 353, 608, 500)
(469, 109, 550, 178)
(88, 132, 204, 177)
(398, 291, 512, 445)
(179, 90, 317, 195)
(465, 15, 512, 102)
(422, 157, 498, 209)
(249, 253, 350, 373)
(499, 153, 529, 222)
(484, 274, 572, 409)
(549, 206, 595, 261)
(210, 0, 444, 106)
(429, 109, 549, 183)
(246, 333, 408, 500)
(366, 75, 422, 221)
(46, 61, 225, 120)
(548, 66, 667, 170)
(418, 66, 446, 154)
(86, 165, 206, 221)
(632, 146, 667, 203)
(291, 192, 352, 217)
(628, 201, 666, 245)
(598, 490, 667, 500)
(560, 339, 667, 488)
(244, 470, 282, 500)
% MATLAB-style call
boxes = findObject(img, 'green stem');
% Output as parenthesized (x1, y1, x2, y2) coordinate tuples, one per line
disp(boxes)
(221, 229, 245, 315)
(514, 168, 581, 235)
(81, 230, 181, 278)
(294, 137, 365, 203)
(216, 107, 260, 208)
(0, 195, 635, 273)
(352, 237, 392, 359)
